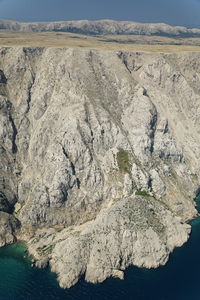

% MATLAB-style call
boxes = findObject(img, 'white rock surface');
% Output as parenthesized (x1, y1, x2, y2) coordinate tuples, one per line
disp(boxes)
(0, 47, 200, 288)
(0, 19, 200, 37)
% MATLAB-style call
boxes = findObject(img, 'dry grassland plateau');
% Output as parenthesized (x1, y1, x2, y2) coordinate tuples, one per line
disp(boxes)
(0, 30, 200, 52)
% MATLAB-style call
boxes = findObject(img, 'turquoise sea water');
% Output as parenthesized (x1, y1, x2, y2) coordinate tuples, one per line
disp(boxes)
(0, 196, 200, 300)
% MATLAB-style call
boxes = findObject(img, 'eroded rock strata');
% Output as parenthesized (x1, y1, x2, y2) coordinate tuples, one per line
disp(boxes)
(0, 47, 200, 288)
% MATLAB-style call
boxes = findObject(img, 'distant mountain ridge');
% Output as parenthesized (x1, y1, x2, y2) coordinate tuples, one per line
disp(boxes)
(0, 19, 200, 37)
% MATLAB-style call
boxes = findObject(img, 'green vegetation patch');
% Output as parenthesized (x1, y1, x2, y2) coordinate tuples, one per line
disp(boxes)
(117, 148, 131, 173)
(135, 189, 151, 197)
(170, 169, 177, 179)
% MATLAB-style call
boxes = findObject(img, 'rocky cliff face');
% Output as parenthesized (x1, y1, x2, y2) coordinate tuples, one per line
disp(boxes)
(0, 47, 200, 288)
(1, 19, 200, 37)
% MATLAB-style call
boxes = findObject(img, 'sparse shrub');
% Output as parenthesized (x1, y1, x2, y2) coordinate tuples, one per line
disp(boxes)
(117, 148, 131, 173)
(135, 189, 151, 197)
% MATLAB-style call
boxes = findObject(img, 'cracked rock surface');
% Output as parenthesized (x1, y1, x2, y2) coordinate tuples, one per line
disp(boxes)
(0, 47, 200, 288)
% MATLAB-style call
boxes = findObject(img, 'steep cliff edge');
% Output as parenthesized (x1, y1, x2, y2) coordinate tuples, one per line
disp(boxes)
(0, 47, 200, 288)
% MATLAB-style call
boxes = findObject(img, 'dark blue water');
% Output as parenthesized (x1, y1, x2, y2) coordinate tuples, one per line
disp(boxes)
(0, 196, 200, 300)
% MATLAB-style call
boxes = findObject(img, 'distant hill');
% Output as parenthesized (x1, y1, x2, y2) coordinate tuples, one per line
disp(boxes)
(0, 19, 200, 37)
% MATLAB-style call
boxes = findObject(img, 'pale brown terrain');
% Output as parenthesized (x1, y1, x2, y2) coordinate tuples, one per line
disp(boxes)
(0, 30, 200, 52)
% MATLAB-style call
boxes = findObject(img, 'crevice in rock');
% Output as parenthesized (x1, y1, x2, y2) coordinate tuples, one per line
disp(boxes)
(149, 103, 158, 155)
(117, 52, 132, 74)
(142, 88, 148, 97)
(0, 69, 7, 84)
(148, 177, 153, 192)
(0, 191, 12, 213)
(70, 162, 76, 176)
(76, 178, 81, 189)
(9, 113, 18, 154)
(61, 145, 76, 176)
(61, 145, 69, 159)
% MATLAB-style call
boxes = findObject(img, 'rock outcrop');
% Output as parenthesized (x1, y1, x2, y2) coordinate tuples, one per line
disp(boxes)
(0, 19, 200, 37)
(0, 47, 200, 288)
(0, 211, 20, 247)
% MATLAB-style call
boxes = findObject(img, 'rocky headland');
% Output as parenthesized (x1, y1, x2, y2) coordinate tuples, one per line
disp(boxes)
(0, 47, 200, 288)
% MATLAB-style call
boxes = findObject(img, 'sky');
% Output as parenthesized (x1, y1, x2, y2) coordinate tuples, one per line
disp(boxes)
(0, 0, 199, 27)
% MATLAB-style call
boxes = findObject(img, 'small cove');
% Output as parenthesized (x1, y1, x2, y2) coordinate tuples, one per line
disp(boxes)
(0, 195, 200, 300)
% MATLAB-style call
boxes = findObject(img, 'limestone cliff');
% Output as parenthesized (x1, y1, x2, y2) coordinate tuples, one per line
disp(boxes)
(0, 47, 200, 288)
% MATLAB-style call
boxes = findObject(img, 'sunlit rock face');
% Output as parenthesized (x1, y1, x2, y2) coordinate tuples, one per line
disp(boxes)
(1, 19, 200, 37)
(0, 47, 200, 288)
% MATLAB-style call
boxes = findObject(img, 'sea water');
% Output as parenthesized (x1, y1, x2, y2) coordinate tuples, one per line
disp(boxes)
(0, 196, 200, 300)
